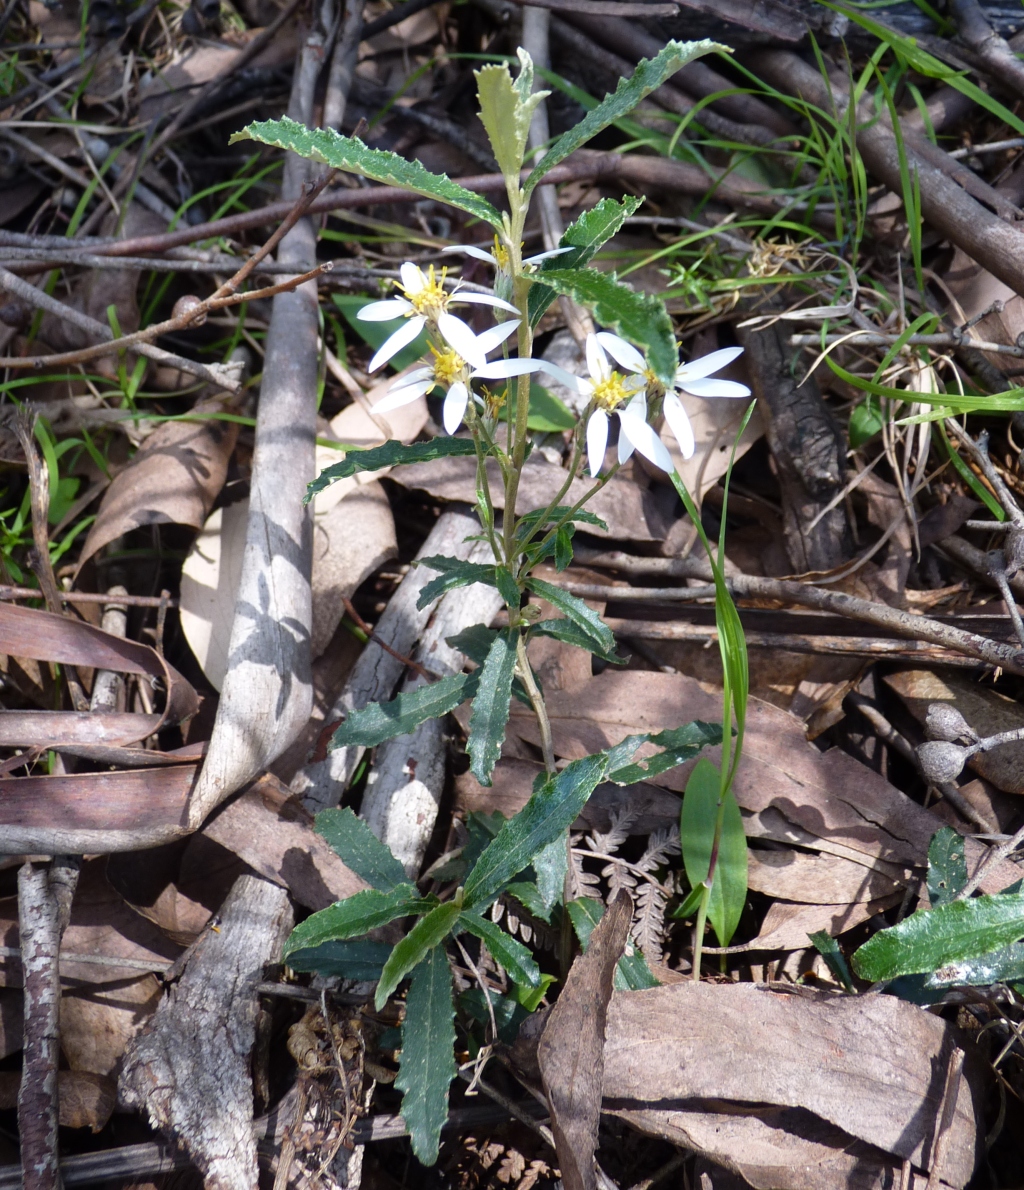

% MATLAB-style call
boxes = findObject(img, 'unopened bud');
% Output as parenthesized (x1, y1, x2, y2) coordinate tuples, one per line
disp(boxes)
(925, 703, 977, 744)
(172, 294, 206, 326)
(917, 740, 969, 785)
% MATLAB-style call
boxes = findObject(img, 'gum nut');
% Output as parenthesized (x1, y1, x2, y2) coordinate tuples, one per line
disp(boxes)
(925, 703, 977, 743)
(917, 740, 969, 785)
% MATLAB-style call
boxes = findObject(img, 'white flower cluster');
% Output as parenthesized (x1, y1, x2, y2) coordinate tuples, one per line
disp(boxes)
(359, 254, 751, 475)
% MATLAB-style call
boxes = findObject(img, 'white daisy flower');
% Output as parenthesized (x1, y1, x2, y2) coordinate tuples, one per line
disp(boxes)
(663, 346, 751, 460)
(538, 332, 661, 477)
(442, 237, 572, 270)
(358, 262, 519, 372)
(372, 320, 540, 434)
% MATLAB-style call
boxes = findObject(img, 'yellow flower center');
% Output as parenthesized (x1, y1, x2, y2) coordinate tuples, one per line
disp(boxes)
(592, 371, 634, 411)
(430, 346, 467, 387)
(399, 265, 450, 318)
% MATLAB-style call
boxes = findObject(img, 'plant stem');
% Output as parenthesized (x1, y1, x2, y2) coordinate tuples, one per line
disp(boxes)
(515, 631, 555, 773)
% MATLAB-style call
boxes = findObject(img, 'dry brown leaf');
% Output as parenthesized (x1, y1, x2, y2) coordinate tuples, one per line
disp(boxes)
(746, 848, 902, 905)
(538, 890, 631, 1190)
(886, 669, 1024, 794)
(600, 982, 981, 1188)
(740, 894, 903, 952)
(76, 396, 240, 572)
(203, 773, 370, 909)
(391, 454, 674, 542)
(61, 975, 162, 1077)
(0, 1070, 116, 1132)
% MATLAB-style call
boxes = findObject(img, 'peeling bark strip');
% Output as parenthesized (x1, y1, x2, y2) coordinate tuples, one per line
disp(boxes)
(119, 875, 293, 1190)
(18, 863, 66, 1190)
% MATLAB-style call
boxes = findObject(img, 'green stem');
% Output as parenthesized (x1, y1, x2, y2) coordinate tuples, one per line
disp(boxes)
(515, 631, 555, 773)
(514, 430, 585, 564)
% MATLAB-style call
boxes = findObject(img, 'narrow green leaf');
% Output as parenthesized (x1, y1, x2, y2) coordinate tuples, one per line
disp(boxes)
(807, 930, 854, 993)
(566, 897, 659, 990)
(315, 807, 407, 892)
(463, 753, 608, 910)
(533, 268, 677, 386)
(525, 576, 616, 655)
(506, 880, 551, 922)
(376, 901, 462, 1009)
(306, 438, 476, 502)
(681, 758, 747, 947)
(526, 384, 577, 431)
(467, 629, 518, 786)
(554, 527, 573, 571)
(852, 893, 1024, 981)
(528, 196, 644, 325)
(232, 117, 503, 227)
(606, 720, 722, 785)
(515, 507, 608, 538)
(458, 911, 541, 987)
(476, 52, 544, 183)
(671, 883, 705, 921)
(927, 827, 968, 909)
(525, 40, 720, 192)
(396, 946, 457, 1166)
(286, 939, 392, 980)
(445, 624, 497, 666)
(283, 884, 426, 956)
(331, 673, 473, 749)
(533, 832, 568, 914)
(530, 618, 622, 665)
(417, 556, 499, 610)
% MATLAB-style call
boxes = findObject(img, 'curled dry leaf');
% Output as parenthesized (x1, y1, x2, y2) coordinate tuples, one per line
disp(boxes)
(77, 395, 240, 573)
(0, 1070, 116, 1132)
(538, 889, 632, 1190)
(179, 371, 422, 687)
(61, 975, 163, 1078)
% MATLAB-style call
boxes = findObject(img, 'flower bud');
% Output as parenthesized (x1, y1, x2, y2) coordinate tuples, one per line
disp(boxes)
(925, 703, 977, 744)
(917, 740, 969, 785)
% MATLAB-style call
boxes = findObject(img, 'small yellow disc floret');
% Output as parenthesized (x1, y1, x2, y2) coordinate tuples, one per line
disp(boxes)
(399, 265, 450, 318)
(592, 371, 637, 411)
(430, 345, 467, 386)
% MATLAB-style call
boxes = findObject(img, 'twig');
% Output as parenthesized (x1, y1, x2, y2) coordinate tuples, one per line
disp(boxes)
(789, 331, 1024, 357)
(924, 1047, 965, 1190)
(342, 597, 435, 682)
(949, 0, 1024, 100)
(505, 0, 678, 14)
(18, 859, 80, 1190)
(957, 818, 1024, 899)
(0, 586, 178, 608)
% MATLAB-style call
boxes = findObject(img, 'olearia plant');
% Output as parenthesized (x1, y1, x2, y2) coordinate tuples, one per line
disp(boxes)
(232, 41, 754, 1165)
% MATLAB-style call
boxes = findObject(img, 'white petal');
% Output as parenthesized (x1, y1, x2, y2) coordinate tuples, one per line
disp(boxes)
(473, 358, 542, 379)
(595, 331, 647, 375)
(400, 261, 426, 293)
(367, 316, 426, 372)
(617, 425, 636, 464)
(537, 360, 586, 393)
(437, 312, 487, 370)
(443, 381, 469, 434)
(442, 244, 498, 264)
(388, 365, 434, 387)
(663, 393, 695, 460)
(452, 291, 521, 315)
(524, 246, 573, 264)
(676, 346, 744, 382)
(678, 377, 752, 398)
(618, 408, 674, 473)
(587, 409, 609, 477)
(476, 319, 520, 356)
(358, 298, 412, 321)
(585, 333, 610, 383)
(373, 381, 434, 413)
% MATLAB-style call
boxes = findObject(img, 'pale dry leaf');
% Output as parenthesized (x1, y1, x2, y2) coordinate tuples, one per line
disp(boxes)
(61, 975, 162, 1076)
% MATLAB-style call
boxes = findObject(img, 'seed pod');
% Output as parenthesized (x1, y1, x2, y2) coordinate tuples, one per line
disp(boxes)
(172, 295, 206, 326)
(925, 703, 977, 744)
(917, 740, 969, 786)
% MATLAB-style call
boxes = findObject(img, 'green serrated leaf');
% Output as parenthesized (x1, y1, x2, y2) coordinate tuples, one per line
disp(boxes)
(467, 629, 518, 786)
(852, 892, 1024, 982)
(305, 438, 476, 503)
(445, 624, 497, 666)
(283, 884, 426, 956)
(554, 527, 573, 571)
(535, 268, 677, 385)
(924, 940, 1024, 987)
(927, 827, 968, 909)
(286, 939, 393, 980)
(458, 911, 541, 986)
(525, 39, 720, 193)
(232, 117, 503, 228)
(315, 807, 408, 891)
(607, 720, 723, 785)
(525, 576, 616, 655)
(529, 196, 644, 325)
(476, 52, 545, 185)
(681, 757, 747, 947)
(516, 507, 609, 537)
(464, 753, 608, 911)
(376, 901, 462, 1009)
(535, 832, 568, 915)
(396, 946, 456, 1166)
(417, 556, 499, 610)
(506, 880, 551, 922)
(566, 897, 659, 990)
(530, 619, 621, 665)
(331, 673, 474, 749)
